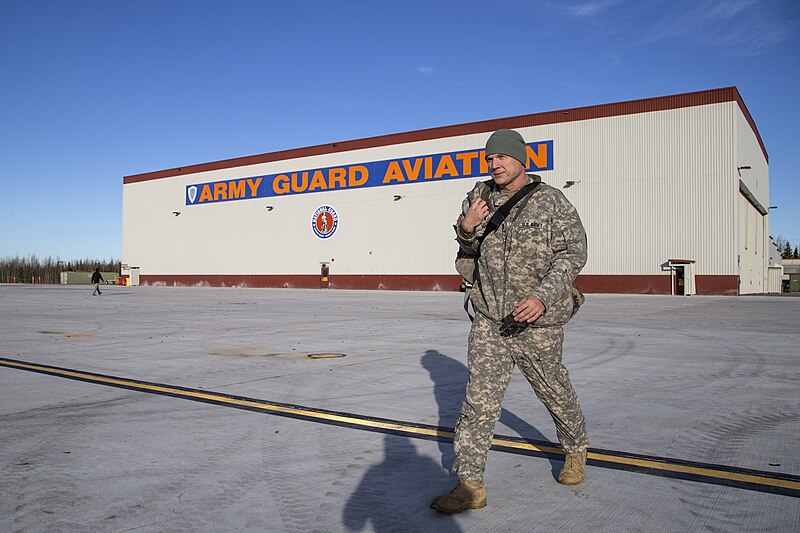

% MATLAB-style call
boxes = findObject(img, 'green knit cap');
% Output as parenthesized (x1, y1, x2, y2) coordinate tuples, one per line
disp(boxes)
(485, 129, 527, 166)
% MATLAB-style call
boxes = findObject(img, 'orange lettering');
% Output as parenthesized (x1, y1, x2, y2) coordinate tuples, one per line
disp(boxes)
(247, 177, 262, 196)
(424, 157, 433, 179)
(309, 170, 327, 191)
(383, 161, 404, 183)
(273, 174, 289, 194)
(349, 165, 368, 187)
(434, 155, 458, 178)
(456, 152, 478, 176)
(228, 180, 245, 199)
(329, 167, 347, 189)
(526, 143, 548, 169)
(198, 185, 213, 202)
(292, 172, 309, 193)
(402, 158, 422, 181)
(479, 151, 488, 174)
(214, 182, 227, 200)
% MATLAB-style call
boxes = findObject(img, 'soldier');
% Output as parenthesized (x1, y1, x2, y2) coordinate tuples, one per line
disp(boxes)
(431, 129, 589, 514)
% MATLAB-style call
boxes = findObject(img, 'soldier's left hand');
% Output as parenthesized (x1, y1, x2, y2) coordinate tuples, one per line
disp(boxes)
(512, 296, 545, 323)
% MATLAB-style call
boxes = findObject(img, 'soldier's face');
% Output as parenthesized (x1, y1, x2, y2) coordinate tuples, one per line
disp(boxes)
(486, 153, 527, 191)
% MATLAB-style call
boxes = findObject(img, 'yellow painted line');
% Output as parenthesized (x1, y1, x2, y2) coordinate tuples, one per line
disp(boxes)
(0, 358, 443, 435)
(491, 437, 563, 455)
(586, 452, 800, 490)
(2, 357, 798, 495)
(490, 437, 800, 492)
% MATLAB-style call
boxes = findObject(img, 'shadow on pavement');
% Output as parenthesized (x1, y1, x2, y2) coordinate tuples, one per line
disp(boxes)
(342, 434, 463, 532)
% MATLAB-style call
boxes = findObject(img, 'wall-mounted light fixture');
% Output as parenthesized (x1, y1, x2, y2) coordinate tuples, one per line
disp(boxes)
(393, 195, 404, 201)
(172, 211, 181, 217)
(563, 180, 581, 189)
(265, 205, 274, 211)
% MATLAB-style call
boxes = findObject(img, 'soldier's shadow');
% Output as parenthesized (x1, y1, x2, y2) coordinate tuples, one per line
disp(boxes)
(342, 435, 463, 532)
(421, 349, 562, 480)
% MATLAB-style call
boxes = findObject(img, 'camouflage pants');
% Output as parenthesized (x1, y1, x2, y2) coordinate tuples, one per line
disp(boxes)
(452, 312, 589, 483)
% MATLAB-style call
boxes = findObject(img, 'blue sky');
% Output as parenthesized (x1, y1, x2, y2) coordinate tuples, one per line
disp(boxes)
(1, 0, 798, 261)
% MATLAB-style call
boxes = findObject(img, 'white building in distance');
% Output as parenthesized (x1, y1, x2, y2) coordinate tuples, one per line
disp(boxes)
(122, 87, 769, 296)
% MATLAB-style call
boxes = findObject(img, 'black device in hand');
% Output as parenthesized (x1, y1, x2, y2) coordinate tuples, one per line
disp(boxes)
(499, 314, 527, 336)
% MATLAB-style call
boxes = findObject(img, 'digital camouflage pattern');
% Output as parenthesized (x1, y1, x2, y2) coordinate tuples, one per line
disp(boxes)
(455, 174, 587, 326)
(452, 174, 589, 483)
(452, 314, 589, 481)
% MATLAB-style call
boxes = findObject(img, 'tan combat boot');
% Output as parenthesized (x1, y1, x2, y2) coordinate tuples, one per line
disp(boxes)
(430, 480, 487, 514)
(558, 450, 587, 485)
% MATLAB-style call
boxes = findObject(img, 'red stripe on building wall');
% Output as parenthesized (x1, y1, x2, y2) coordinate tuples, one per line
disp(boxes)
(575, 275, 739, 295)
(576, 275, 672, 294)
(140, 274, 739, 296)
(123, 87, 765, 185)
(694, 275, 740, 296)
(138, 275, 464, 292)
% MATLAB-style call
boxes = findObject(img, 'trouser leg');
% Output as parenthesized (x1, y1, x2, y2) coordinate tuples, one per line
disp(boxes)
(92, 283, 99, 295)
(453, 314, 515, 483)
(513, 326, 588, 454)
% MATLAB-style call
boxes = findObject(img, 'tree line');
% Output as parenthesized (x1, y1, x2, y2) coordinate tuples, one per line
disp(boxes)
(0, 255, 121, 284)
(774, 235, 799, 259)
(781, 242, 800, 259)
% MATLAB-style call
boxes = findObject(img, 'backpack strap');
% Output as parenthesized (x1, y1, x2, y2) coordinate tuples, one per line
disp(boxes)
(461, 178, 541, 321)
(482, 180, 541, 238)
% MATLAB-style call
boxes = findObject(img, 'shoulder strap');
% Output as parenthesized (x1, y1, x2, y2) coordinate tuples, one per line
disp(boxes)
(483, 180, 541, 238)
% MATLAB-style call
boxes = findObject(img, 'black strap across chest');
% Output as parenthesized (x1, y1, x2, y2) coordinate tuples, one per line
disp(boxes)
(482, 180, 541, 239)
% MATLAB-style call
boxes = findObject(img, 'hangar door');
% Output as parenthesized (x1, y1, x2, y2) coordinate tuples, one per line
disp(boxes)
(738, 193, 766, 294)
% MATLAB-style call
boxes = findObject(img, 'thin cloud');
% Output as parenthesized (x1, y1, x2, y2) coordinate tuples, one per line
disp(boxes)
(416, 66, 434, 74)
(564, 0, 623, 16)
(706, 0, 758, 18)
(640, 0, 797, 56)
(553, 0, 796, 56)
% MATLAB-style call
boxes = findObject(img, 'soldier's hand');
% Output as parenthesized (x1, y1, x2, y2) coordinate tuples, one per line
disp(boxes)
(512, 296, 545, 323)
(461, 198, 489, 234)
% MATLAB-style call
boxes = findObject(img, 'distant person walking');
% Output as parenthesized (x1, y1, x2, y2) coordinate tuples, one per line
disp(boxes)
(91, 268, 104, 296)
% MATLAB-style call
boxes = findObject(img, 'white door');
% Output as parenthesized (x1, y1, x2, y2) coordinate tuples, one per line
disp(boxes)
(130, 267, 140, 286)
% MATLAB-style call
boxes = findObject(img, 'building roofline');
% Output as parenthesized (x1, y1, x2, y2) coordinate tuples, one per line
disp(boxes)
(123, 86, 767, 185)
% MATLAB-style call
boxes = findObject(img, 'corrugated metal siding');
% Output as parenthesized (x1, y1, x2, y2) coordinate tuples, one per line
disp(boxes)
(123, 138, 487, 276)
(122, 98, 763, 284)
(767, 267, 782, 294)
(738, 193, 767, 293)
(736, 108, 770, 293)
(516, 102, 737, 276)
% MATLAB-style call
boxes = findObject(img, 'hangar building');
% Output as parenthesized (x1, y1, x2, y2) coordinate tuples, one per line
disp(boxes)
(122, 87, 770, 295)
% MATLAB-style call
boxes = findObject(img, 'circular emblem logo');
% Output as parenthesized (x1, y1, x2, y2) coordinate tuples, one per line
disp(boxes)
(312, 205, 339, 239)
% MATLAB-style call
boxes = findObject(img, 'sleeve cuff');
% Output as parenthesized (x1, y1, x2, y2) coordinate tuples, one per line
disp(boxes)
(530, 290, 550, 312)
(455, 224, 476, 241)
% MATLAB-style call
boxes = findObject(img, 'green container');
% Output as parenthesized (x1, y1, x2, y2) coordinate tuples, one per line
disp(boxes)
(60, 272, 118, 285)
(790, 274, 800, 293)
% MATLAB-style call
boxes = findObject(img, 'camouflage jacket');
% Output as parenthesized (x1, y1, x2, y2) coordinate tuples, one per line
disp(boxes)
(455, 174, 587, 327)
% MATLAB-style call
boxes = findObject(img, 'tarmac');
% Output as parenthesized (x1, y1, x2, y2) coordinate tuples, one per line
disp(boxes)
(1, 284, 798, 533)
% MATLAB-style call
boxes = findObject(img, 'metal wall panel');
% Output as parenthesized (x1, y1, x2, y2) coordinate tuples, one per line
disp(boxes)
(122, 99, 765, 286)
(738, 193, 767, 293)
(513, 102, 737, 276)
(123, 134, 496, 277)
